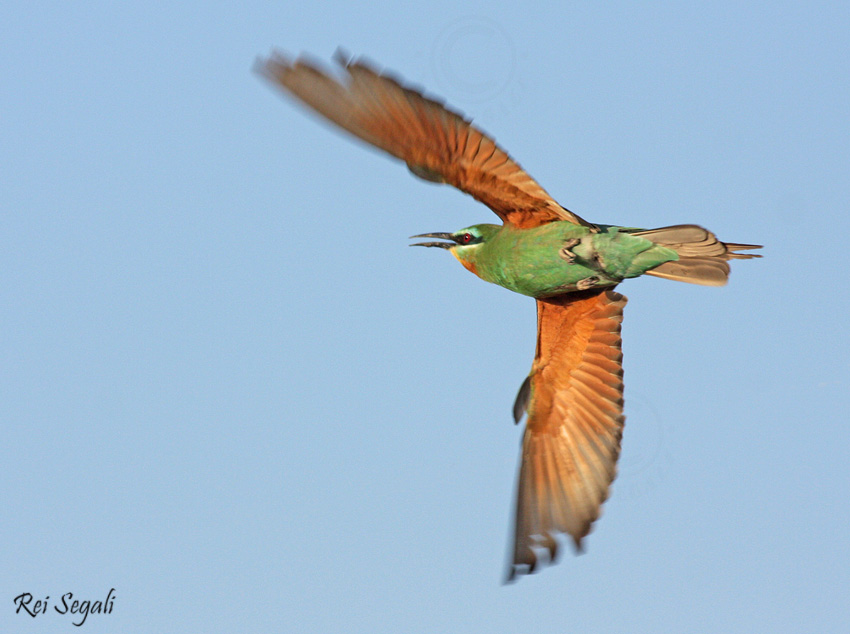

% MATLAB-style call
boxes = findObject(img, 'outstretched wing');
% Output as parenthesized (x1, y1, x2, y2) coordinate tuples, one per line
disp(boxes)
(508, 289, 627, 581)
(257, 51, 590, 229)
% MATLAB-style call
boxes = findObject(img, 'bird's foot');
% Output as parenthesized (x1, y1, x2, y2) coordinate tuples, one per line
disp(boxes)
(559, 239, 581, 263)
(576, 276, 601, 290)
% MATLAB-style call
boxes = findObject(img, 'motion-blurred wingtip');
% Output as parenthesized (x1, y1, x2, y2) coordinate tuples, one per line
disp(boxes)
(332, 47, 353, 66)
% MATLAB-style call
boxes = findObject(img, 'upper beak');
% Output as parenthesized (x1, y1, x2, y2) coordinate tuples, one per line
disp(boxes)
(409, 232, 455, 249)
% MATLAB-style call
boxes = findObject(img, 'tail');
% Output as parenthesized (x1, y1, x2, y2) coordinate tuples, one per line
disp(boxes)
(633, 225, 762, 286)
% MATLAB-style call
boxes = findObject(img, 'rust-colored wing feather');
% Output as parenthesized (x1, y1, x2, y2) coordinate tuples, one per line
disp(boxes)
(508, 289, 627, 580)
(257, 51, 590, 229)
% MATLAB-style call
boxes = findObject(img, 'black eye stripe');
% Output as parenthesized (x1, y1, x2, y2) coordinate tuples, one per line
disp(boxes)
(455, 232, 478, 245)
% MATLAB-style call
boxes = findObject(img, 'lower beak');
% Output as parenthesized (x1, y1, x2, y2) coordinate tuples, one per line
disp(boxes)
(409, 232, 455, 249)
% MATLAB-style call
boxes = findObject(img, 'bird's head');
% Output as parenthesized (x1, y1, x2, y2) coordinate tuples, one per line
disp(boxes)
(410, 224, 501, 274)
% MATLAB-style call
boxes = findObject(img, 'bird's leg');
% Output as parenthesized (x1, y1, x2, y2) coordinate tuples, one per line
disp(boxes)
(558, 238, 581, 263)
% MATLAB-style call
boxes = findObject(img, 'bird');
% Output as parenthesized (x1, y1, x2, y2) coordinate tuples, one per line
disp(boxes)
(256, 50, 761, 581)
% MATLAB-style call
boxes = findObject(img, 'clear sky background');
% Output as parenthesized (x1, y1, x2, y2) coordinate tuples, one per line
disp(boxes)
(2, 2, 848, 633)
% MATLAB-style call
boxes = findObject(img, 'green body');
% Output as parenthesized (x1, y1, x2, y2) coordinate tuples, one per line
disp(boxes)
(453, 223, 678, 298)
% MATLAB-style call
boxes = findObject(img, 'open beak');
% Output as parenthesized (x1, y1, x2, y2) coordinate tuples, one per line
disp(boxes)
(409, 232, 455, 249)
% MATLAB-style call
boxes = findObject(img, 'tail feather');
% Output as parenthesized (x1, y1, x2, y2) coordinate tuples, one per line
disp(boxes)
(633, 225, 761, 286)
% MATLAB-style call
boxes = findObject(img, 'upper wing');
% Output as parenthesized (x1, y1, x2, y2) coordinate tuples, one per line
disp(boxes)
(508, 289, 627, 581)
(257, 50, 590, 229)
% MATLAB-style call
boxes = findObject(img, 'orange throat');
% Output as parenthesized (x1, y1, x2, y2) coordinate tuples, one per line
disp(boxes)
(452, 251, 478, 276)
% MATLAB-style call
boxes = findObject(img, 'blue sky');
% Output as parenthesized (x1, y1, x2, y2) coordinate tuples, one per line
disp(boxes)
(2, 2, 848, 632)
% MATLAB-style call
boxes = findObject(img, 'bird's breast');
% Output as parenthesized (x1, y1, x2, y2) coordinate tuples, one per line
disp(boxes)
(471, 225, 614, 297)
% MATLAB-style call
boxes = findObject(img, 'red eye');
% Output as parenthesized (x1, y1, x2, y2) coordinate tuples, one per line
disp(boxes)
(460, 233, 473, 244)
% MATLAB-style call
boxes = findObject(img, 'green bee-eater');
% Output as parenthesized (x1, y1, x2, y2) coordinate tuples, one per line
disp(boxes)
(258, 51, 761, 581)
